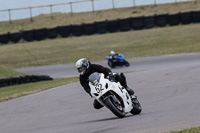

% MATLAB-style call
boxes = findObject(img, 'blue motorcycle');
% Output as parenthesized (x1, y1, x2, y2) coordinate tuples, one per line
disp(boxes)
(105, 54, 130, 68)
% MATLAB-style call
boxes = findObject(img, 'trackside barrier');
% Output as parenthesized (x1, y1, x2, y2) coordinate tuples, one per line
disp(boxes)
(34, 28, 47, 41)
(22, 30, 34, 42)
(131, 16, 145, 30)
(82, 23, 95, 35)
(155, 14, 169, 27)
(0, 33, 9, 44)
(180, 12, 192, 24)
(107, 20, 119, 33)
(118, 18, 132, 32)
(9, 32, 22, 43)
(71, 25, 83, 36)
(0, 75, 53, 88)
(168, 13, 180, 26)
(47, 27, 58, 39)
(192, 11, 200, 22)
(58, 25, 71, 38)
(144, 16, 155, 29)
(1, 10, 200, 44)
(94, 21, 107, 34)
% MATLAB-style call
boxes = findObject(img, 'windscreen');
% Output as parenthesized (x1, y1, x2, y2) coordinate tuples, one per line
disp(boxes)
(88, 72, 100, 85)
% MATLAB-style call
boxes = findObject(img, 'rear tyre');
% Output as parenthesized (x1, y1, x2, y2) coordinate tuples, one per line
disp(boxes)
(104, 97, 125, 118)
(131, 99, 142, 115)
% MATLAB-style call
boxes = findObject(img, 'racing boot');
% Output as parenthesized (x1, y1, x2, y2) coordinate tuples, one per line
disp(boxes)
(126, 86, 134, 95)
(126, 86, 137, 101)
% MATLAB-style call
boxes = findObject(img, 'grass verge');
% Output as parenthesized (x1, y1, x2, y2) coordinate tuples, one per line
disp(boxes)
(0, 76, 78, 102)
(1, 23, 200, 68)
(0, 64, 24, 78)
(167, 127, 200, 133)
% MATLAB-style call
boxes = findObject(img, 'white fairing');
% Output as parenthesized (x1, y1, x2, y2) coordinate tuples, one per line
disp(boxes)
(89, 73, 133, 113)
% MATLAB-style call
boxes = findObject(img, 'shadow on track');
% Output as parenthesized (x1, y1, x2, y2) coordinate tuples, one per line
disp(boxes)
(73, 114, 134, 125)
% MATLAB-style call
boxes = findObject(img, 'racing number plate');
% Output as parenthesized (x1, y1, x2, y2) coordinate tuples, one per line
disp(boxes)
(95, 84, 103, 93)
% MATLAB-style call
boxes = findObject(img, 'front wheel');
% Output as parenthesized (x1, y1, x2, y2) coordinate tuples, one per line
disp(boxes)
(104, 97, 125, 118)
(130, 98, 142, 115)
(108, 61, 115, 68)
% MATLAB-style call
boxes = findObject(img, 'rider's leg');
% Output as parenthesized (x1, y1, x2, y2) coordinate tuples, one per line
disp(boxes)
(114, 73, 135, 95)
(93, 99, 104, 109)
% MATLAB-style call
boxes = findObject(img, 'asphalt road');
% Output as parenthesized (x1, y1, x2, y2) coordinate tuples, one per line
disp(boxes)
(1, 53, 200, 133)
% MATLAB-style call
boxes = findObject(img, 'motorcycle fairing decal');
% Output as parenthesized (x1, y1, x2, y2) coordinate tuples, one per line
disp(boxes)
(95, 84, 103, 93)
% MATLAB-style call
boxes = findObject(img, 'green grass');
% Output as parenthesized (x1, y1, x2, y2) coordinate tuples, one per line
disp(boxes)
(167, 127, 200, 133)
(0, 64, 24, 78)
(0, 23, 200, 68)
(0, 76, 78, 102)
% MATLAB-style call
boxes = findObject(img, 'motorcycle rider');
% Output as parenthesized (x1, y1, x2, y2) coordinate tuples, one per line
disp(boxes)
(76, 58, 135, 109)
(109, 50, 119, 60)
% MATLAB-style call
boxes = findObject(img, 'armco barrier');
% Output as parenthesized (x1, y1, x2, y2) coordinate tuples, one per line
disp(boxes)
(192, 11, 200, 23)
(155, 14, 168, 27)
(180, 12, 192, 24)
(0, 33, 9, 44)
(82, 23, 95, 35)
(71, 25, 83, 36)
(0, 75, 53, 87)
(22, 30, 35, 42)
(9, 32, 22, 43)
(131, 16, 145, 30)
(47, 27, 58, 39)
(118, 18, 132, 31)
(144, 16, 155, 29)
(34, 28, 47, 41)
(168, 13, 180, 26)
(94, 21, 107, 34)
(107, 20, 119, 33)
(58, 25, 71, 38)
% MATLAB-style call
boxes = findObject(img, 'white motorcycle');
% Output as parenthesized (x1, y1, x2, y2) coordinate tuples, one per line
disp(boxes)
(89, 72, 142, 118)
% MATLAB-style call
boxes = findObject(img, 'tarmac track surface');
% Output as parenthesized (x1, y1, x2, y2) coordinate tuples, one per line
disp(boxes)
(1, 53, 200, 133)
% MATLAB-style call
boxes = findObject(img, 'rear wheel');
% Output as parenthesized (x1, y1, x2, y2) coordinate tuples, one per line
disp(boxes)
(130, 98, 142, 115)
(104, 97, 125, 118)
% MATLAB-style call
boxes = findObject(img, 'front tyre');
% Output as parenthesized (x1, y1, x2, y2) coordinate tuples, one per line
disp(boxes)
(108, 61, 115, 68)
(131, 99, 142, 115)
(104, 97, 125, 118)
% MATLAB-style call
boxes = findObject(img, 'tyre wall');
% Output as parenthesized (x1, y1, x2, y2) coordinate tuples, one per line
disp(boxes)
(58, 25, 71, 38)
(47, 27, 58, 39)
(168, 13, 180, 26)
(0, 75, 53, 88)
(155, 14, 168, 27)
(9, 32, 22, 43)
(0, 33, 10, 44)
(94, 21, 107, 34)
(144, 16, 155, 29)
(71, 24, 83, 36)
(131, 16, 145, 30)
(22, 30, 35, 42)
(0, 11, 200, 44)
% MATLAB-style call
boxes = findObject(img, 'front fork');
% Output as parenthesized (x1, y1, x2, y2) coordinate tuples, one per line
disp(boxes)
(101, 91, 124, 108)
